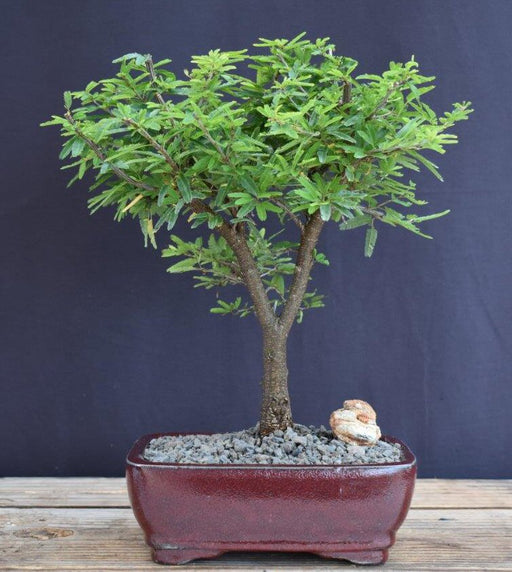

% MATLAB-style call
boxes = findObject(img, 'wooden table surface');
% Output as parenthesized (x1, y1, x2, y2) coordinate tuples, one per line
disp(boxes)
(0, 478, 510, 570)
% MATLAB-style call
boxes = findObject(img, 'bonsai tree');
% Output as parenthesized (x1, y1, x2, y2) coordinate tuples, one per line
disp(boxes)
(43, 34, 471, 435)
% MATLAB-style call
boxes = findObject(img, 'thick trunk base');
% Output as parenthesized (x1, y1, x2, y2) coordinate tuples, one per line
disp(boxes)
(259, 391, 293, 435)
(259, 334, 292, 435)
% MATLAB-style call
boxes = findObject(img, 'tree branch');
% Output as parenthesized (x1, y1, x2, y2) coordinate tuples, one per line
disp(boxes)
(367, 80, 407, 120)
(66, 112, 155, 192)
(195, 265, 243, 286)
(189, 200, 276, 328)
(339, 80, 352, 106)
(343, 81, 352, 104)
(271, 198, 304, 231)
(122, 117, 179, 171)
(194, 116, 230, 163)
(80, 93, 180, 173)
(279, 210, 325, 334)
(144, 55, 167, 106)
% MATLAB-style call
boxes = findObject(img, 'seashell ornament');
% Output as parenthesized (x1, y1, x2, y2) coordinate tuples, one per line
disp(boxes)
(329, 399, 382, 446)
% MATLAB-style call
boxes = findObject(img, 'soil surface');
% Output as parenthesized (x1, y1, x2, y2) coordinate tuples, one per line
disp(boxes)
(143, 424, 403, 465)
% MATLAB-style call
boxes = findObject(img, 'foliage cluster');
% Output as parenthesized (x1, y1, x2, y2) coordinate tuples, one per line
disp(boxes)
(43, 34, 472, 320)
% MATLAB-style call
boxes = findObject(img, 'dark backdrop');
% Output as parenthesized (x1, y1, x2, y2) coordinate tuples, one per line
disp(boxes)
(2, 0, 511, 478)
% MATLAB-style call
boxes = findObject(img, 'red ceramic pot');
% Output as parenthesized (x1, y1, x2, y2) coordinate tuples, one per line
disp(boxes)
(126, 433, 416, 566)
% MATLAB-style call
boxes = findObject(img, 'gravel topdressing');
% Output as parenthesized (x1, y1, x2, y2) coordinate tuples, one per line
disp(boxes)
(143, 424, 403, 465)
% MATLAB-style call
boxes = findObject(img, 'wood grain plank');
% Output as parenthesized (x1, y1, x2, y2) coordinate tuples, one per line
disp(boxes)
(0, 507, 510, 570)
(1, 478, 511, 509)
(412, 479, 512, 509)
(0, 478, 129, 508)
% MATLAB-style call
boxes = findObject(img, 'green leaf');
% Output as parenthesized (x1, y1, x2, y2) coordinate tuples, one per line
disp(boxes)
(177, 175, 192, 202)
(408, 151, 444, 181)
(255, 203, 267, 221)
(167, 259, 196, 273)
(207, 214, 223, 229)
(340, 215, 372, 230)
(146, 218, 157, 249)
(112, 53, 147, 65)
(271, 274, 285, 296)
(319, 203, 331, 221)
(64, 91, 72, 109)
(40, 116, 68, 127)
(210, 307, 228, 314)
(364, 227, 378, 257)
(182, 112, 195, 125)
(396, 119, 418, 139)
(78, 160, 87, 180)
(157, 185, 169, 206)
(154, 207, 178, 232)
(314, 251, 330, 265)
(317, 147, 327, 163)
(240, 175, 259, 196)
(237, 201, 255, 218)
(71, 138, 85, 157)
(409, 209, 450, 223)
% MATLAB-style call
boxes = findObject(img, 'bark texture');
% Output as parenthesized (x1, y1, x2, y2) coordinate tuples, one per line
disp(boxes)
(259, 331, 292, 435)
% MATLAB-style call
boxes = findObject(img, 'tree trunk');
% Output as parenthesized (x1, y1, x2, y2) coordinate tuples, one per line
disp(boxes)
(214, 212, 324, 436)
(259, 329, 293, 435)
(257, 212, 325, 435)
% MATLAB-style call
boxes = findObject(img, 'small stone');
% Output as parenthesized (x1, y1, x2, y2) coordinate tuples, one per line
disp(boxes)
(347, 444, 366, 457)
(143, 423, 401, 465)
(282, 442, 294, 454)
(329, 399, 382, 446)
(233, 439, 247, 453)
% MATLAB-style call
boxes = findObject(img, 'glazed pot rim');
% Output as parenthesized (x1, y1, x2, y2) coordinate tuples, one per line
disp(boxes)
(126, 433, 416, 470)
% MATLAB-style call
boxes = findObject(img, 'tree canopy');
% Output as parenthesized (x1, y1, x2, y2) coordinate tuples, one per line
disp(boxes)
(43, 33, 472, 322)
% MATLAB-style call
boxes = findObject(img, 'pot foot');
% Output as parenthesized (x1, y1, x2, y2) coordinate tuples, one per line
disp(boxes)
(152, 547, 224, 565)
(316, 548, 388, 565)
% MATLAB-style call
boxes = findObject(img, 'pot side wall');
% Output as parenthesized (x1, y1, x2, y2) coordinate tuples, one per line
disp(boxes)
(126, 434, 416, 565)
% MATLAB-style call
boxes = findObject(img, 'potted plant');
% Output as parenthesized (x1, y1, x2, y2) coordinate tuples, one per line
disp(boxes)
(43, 34, 471, 565)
